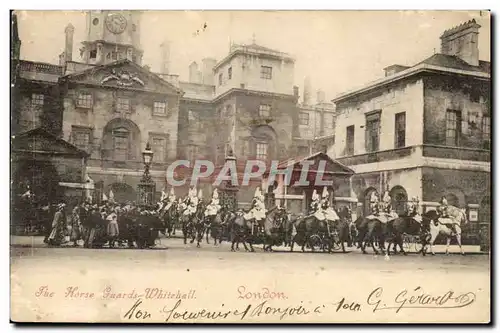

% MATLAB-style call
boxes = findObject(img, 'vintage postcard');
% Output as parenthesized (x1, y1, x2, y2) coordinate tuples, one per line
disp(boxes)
(10, 10, 491, 323)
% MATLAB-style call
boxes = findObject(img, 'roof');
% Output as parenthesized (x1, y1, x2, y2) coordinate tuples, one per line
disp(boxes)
(62, 59, 182, 93)
(332, 53, 491, 103)
(12, 127, 89, 158)
(213, 42, 295, 71)
(418, 53, 490, 74)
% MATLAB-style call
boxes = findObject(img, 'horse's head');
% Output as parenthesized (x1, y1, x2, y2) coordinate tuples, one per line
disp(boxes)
(459, 208, 469, 224)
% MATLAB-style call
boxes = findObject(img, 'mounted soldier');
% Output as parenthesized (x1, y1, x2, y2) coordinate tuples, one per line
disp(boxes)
(369, 191, 381, 217)
(407, 196, 422, 223)
(205, 188, 222, 219)
(243, 187, 267, 234)
(310, 189, 321, 214)
(315, 187, 340, 222)
(438, 196, 449, 218)
(164, 188, 176, 212)
(381, 189, 399, 222)
(183, 186, 199, 218)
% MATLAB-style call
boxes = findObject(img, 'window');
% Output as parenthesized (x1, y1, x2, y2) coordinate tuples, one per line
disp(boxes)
(482, 115, 490, 149)
(259, 104, 271, 117)
(218, 73, 223, 86)
(445, 109, 461, 146)
(365, 112, 381, 152)
(298, 146, 309, 156)
(228, 67, 232, 80)
(346, 125, 355, 156)
(111, 51, 118, 60)
(73, 130, 90, 151)
(394, 112, 406, 148)
(188, 110, 196, 122)
(113, 128, 129, 161)
(260, 66, 272, 80)
(256, 142, 268, 160)
(299, 112, 309, 126)
(324, 113, 334, 129)
(153, 101, 167, 115)
(116, 97, 130, 113)
(31, 93, 44, 109)
(90, 49, 97, 59)
(152, 137, 167, 162)
(77, 93, 93, 108)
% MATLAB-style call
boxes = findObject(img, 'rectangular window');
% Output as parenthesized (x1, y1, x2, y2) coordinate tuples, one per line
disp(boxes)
(153, 101, 167, 115)
(299, 112, 309, 126)
(111, 51, 118, 60)
(152, 137, 167, 162)
(346, 125, 355, 156)
(228, 67, 232, 80)
(29, 94, 44, 129)
(394, 112, 406, 148)
(73, 130, 90, 151)
(90, 49, 97, 59)
(76, 93, 93, 109)
(260, 66, 272, 80)
(256, 142, 268, 160)
(324, 113, 334, 129)
(365, 112, 381, 152)
(116, 97, 130, 113)
(31, 93, 44, 108)
(445, 109, 461, 146)
(113, 130, 129, 162)
(218, 73, 223, 86)
(482, 115, 490, 149)
(259, 104, 271, 117)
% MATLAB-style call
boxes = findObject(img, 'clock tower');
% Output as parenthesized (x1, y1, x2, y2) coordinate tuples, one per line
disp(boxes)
(80, 10, 143, 66)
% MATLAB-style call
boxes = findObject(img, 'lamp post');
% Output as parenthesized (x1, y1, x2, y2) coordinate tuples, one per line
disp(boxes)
(137, 142, 156, 206)
(218, 148, 239, 212)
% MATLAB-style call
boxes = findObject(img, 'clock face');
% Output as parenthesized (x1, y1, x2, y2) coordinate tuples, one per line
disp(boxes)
(105, 13, 127, 34)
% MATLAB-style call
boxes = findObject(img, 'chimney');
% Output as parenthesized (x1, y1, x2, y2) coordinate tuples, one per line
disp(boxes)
(202, 58, 217, 85)
(58, 52, 66, 66)
(160, 40, 171, 74)
(316, 90, 325, 104)
(64, 23, 74, 63)
(189, 61, 199, 83)
(303, 76, 312, 106)
(293, 86, 299, 99)
(440, 19, 481, 66)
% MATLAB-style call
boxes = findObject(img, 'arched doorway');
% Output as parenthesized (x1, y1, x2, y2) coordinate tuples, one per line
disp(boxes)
(362, 187, 378, 216)
(102, 118, 141, 162)
(443, 187, 466, 207)
(108, 183, 136, 203)
(390, 186, 408, 215)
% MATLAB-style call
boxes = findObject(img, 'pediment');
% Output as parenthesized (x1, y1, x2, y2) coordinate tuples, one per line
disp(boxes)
(12, 128, 88, 157)
(63, 60, 181, 95)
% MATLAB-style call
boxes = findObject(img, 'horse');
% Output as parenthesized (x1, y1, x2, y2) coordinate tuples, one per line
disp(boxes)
(354, 214, 387, 255)
(189, 202, 207, 248)
(332, 206, 354, 253)
(204, 208, 227, 246)
(289, 212, 329, 253)
(158, 201, 178, 237)
(261, 206, 289, 252)
(227, 211, 255, 252)
(425, 208, 468, 255)
(179, 203, 197, 245)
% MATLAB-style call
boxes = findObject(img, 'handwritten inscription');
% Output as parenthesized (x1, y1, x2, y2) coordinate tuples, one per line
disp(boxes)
(124, 300, 152, 320)
(367, 286, 476, 313)
(334, 297, 362, 312)
(35, 286, 54, 298)
(237, 286, 288, 300)
(65, 286, 95, 299)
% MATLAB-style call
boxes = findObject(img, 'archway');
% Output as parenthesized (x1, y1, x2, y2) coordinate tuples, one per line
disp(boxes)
(108, 182, 136, 203)
(390, 185, 408, 215)
(102, 118, 141, 162)
(362, 187, 378, 216)
(443, 187, 466, 207)
(251, 125, 278, 161)
(13, 159, 60, 204)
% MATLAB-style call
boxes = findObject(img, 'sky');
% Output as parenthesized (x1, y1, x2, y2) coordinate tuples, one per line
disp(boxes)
(15, 10, 490, 101)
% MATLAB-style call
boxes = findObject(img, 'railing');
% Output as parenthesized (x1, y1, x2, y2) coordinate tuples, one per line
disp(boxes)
(20, 61, 63, 75)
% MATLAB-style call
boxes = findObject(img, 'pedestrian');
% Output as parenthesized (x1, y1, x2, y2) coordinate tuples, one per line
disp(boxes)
(47, 203, 67, 246)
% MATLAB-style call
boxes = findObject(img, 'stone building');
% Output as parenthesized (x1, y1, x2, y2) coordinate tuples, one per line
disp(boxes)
(331, 20, 491, 231)
(12, 10, 338, 206)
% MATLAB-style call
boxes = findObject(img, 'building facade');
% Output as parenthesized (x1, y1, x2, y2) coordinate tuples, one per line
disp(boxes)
(331, 19, 491, 231)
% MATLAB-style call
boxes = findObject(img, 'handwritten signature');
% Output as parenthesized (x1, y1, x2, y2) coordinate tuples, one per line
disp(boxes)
(366, 286, 476, 313)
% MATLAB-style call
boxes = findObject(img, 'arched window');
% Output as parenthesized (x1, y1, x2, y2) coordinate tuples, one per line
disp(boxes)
(445, 193, 460, 207)
(113, 127, 129, 161)
(390, 186, 408, 215)
(363, 187, 378, 216)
